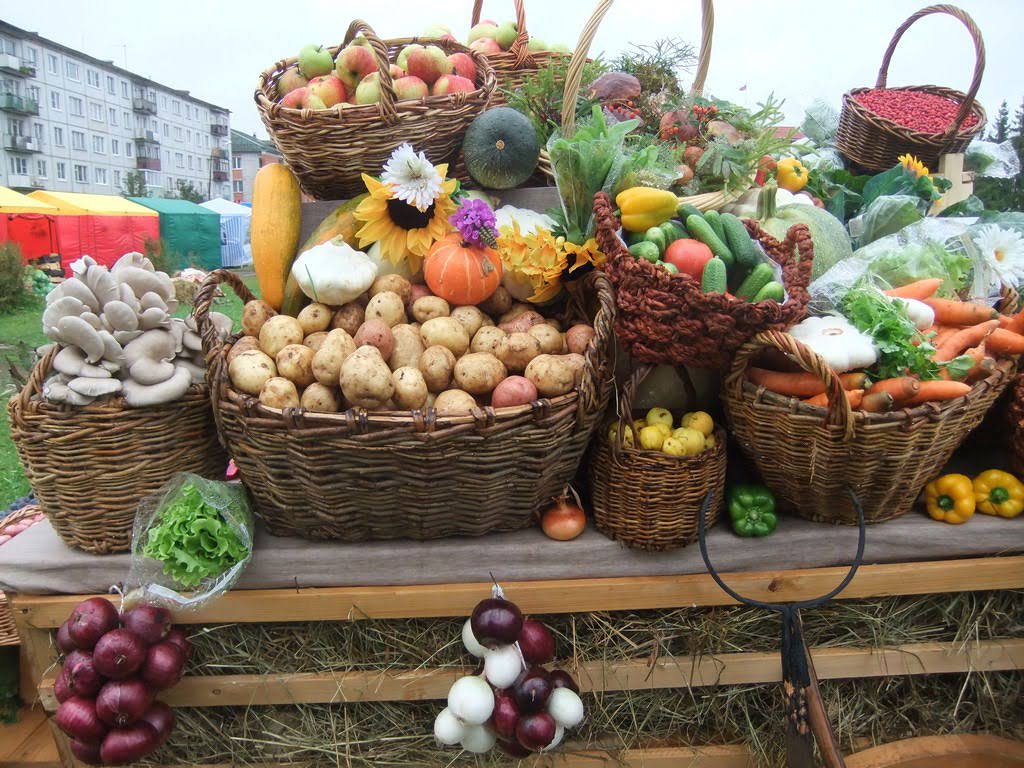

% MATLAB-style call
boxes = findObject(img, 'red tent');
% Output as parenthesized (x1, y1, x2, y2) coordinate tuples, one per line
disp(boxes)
(0, 186, 59, 262)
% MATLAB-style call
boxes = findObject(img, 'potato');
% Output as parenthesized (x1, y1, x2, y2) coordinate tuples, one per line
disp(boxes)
(434, 388, 478, 414)
(419, 345, 456, 392)
(480, 315, 495, 328)
(499, 310, 546, 335)
(331, 303, 365, 336)
(564, 352, 586, 386)
(454, 353, 507, 395)
(478, 285, 512, 316)
(297, 302, 333, 335)
(259, 376, 299, 409)
(499, 303, 532, 324)
(499, 332, 542, 373)
(241, 300, 276, 337)
(275, 344, 316, 387)
(450, 306, 487, 339)
(392, 366, 428, 410)
(259, 315, 304, 358)
(304, 331, 329, 352)
(389, 324, 425, 371)
(408, 284, 432, 309)
(229, 350, 277, 395)
(544, 318, 563, 331)
(566, 324, 596, 355)
(340, 347, 394, 408)
(300, 383, 341, 413)
(412, 296, 450, 323)
(370, 274, 412, 305)
(528, 323, 563, 355)
(471, 326, 508, 357)
(312, 329, 356, 386)
(353, 319, 395, 360)
(365, 291, 407, 327)
(420, 317, 470, 357)
(491, 375, 538, 408)
(226, 335, 260, 365)
(525, 354, 577, 397)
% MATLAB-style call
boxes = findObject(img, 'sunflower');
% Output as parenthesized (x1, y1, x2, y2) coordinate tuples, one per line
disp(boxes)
(898, 153, 930, 179)
(498, 223, 605, 303)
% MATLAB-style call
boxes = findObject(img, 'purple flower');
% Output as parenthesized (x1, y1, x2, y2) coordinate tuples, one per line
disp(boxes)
(451, 198, 498, 248)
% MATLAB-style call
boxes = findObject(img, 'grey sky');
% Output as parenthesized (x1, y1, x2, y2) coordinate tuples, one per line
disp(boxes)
(4, 1, 1021, 139)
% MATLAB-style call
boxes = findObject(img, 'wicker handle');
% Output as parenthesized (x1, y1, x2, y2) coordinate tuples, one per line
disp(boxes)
(16, 345, 57, 413)
(560, 0, 614, 138)
(611, 362, 651, 454)
(876, 4, 986, 139)
(470, 0, 532, 67)
(194, 269, 257, 367)
(725, 330, 857, 442)
(690, 0, 714, 97)
(576, 269, 616, 418)
(343, 20, 400, 123)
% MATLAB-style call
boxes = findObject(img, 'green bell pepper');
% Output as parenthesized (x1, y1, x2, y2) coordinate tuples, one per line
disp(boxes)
(727, 484, 777, 537)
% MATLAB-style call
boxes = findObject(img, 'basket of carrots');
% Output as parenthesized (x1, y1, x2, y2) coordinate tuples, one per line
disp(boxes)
(722, 278, 1021, 525)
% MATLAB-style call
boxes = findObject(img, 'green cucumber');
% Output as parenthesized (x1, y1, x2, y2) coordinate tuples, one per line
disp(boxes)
(677, 203, 704, 222)
(685, 214, 733, 268)
(721, 213, 757, 270)
(701, 258, 727, 293)
(629, 241, 662, 263)
(753, 281, 785, 303)
(736, 263, 775, 301)
(703, 209, 726, 242)
(625, 229, 647, 246)
(644, 226, 667, 255)
(661, 261, 679, 274)
(659, 220, 689, 246)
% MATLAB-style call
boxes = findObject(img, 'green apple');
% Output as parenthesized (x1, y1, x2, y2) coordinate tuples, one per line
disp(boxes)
(397, 43, 424, 71)
(298, 44, 334, 79)
(550, 42, 572, 55)
(467, 22, 498, 43)
(348, 34, 372, 50)
(355, 72, 382, 105)
(495, 20, 518, 50)
(422, 23, 451, 38)
(526, 37, 547, 52)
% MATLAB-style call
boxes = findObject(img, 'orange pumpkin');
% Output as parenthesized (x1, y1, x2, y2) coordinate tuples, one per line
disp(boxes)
(424, 233, 503, 306)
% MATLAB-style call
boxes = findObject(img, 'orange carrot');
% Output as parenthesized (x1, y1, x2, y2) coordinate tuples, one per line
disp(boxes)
(931, 326, 958, 347)
(802, 389, 865, 409)
(883, 279, 942, 300)
(988, 328, 1024, 355)
(748, 369, 866, 398)
(841, 372, 870, 391)
(998, 310, 1024, 335)
(902, 380, 972, 407)
(934, 320, 999, 361)
(866, 376, 921, 404)
(924, 298, 998, 327)
(859, 391, 895, 413)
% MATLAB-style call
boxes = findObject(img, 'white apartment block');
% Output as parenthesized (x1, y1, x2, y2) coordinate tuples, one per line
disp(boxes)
(0, 20, 232, 200)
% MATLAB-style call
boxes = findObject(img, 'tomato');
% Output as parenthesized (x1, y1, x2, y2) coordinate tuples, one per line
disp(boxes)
(664, 239, 714, 279)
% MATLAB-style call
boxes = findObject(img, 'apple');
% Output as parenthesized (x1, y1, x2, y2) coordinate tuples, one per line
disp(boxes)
(389, 64, 405, 79)
(432, 75, 475, 96)
(394, 75, 429, 101)
(406, 45, 451, 86)
(495, 20, 518, 50)
(467, 22, 498, 43)
(422, 23, 451, 38)
(396, 43, 423, 71)
(280, 87, 326, 110)
(526, 37, 547, 53)
(307, 74, 346, 107)
(335, 45, 377, 92)
(298, 44, 334, 79)
(550, 42, 572, 55)
(278, 68, 309, 97)
(348, 34, 372, 50)
(469, 38, 502, 54)
(355, 72, 382, 105)
(447, 53, 476, 82)
(439, 33, 457, 43)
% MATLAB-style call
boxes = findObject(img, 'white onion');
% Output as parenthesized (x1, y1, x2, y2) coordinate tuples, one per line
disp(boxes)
(483, 644, 522, 689)
(541, 724, 565, 752)
(462, 619, 488, 659)
(460, 724, 497, 754)
(447, 676, 494, 725)
(433, 707, 465, 746)
(547, 687, 584, 729)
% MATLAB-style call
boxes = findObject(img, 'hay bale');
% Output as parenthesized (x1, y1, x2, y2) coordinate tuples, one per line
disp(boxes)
(174, 277, 198, 306)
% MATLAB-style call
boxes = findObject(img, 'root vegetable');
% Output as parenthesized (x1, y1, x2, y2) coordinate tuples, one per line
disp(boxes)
(96, 678, 152, 727)
(228, 350, 278, 395)
(370, 274, 412, 305)
(419, 346, 457, 392)
(226, 335, 260, 365)
(300, 383, 341, 412)
(450, 306, 487, 339)
(259, 377, 300, 409)
(479, 285, 512, 316)
(420, 317, 470, 356)
(331, 303, 365, 336)
(388, 324, 426, 370)
(483, 644, 523, 689)
(434, 707, 465, 746)
(541, 492, 586, 541)
(93, 629, 147, 680)
(454, 353, 507, 395)
(241, 300, 276, 337)
(296, 303, 333, 335)
(412, 296, 451, 323)
(353, 319, 396, 360)
(565, 324, 596, 355)
(259, 315, 304, 358)
(65, 650, 103, 697)
(491, 376, 538, 408)
(526, 355, 577, 397)
(447, 676, 494, 725)
(528, 324, 563, 355)
(122, 606, 170, 645)
(433, 389, 477, 414)
(67, 598, 119, 650)
(499, 310, 545, 335)
(564, 353, 586, 386)
(276, 344, 316, 387)
(340, 347, 395, 408)
(518, 619, 555, 663)
(365, 291, 407, 327)
(471, 326, 508, 357)
(392, 367, 429, 410)
(55, 697, 109, 743)
(499, 304, 532, 324)
(499, 333, 542, 373)
(100, 721, 159, 765)
(303, 331, 328, 352)
(312, 329, 356, 386)
(140, 641, 185, 689)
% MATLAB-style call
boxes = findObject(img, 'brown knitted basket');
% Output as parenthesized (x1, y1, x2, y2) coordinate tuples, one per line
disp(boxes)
(7, 351, 228, 554)
(722, 330, 1016, 525)
(0, 505, 40, 646)
(589, 367, 726, 551)
(195, 269, 614, 542)
(597, 191, 813, 370)
(255, 20, 496, 200)
(836, 4, 987, 173)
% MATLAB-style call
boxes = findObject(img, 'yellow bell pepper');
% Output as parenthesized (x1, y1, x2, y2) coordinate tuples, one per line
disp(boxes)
(615, 187, 678, 232)
(973, 470, 1024, 518)
(776, 157, 808, 193)
(924, 473, 976, 524)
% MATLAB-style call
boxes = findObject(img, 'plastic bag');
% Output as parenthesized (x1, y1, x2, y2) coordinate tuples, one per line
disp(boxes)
(124, 473, 254, 611)
(800, 99, 840, 146)
(964, 139, 1021, 178)
(849, 195, 926, 247)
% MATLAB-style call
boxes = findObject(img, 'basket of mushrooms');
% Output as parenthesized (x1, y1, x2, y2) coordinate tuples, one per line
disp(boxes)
(7, 252, 231, 555)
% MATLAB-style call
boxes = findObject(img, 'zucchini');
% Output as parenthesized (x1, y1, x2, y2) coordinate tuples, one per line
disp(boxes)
(736, 263, 775, 301)
(629, 241, 662, 263)
(753, 281, 785, 303)
(677, 203, 704, 222)
(701, 258, 728, 294)
(703, 209, 726, 243)
(685, 214, 734, 269)
(721, 213, 757, 270)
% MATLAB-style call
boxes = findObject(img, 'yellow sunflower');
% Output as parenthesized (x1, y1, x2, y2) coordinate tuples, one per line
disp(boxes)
(898, 153, 930, 179)
(497, 223, 606, 303)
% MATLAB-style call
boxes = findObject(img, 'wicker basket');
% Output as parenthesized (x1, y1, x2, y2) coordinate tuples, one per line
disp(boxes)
(7, 351, 228, 554)
(589, 367, 726, 550)
(0, 506, 40, 646)
(722, 330, 1016, 525)
(836, 4, 987, 173)
(196, 269, 614, 542)
(255, 20, 496, 200)
(597, 192, 813, 370)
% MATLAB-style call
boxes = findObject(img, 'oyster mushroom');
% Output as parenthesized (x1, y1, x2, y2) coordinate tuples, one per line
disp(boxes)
(115, 266, 174, 301)
(112, 252, 154, 274)
(123, 366, 192, 407)
(123, 329, 177, 385)
(138, 306, 172, 330)
(56, 316, 104, 363)
(52, 346, 112, 379)
(102, 300, 139, 333)
(42, 297, 87, 342)
(43, 378, 94, 406)
(68, 377, 122, 397)
(49, 278, 99, 313)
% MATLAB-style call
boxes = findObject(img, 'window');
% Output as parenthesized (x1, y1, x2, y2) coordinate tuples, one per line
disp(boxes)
(32, 123, 44, 141)
(71, 130, 86, 150)
(175, 152, 184, 168)
(188, 155, 194, 170)
(164, 149, 171, 164)
(89, 102, 103, 122)
(0, 38, 12, 56)
(161, 95, 168, 108)
(49, 91, 61, 111)
(87, 70, 100, 88)
(122, 110, 130, 127)
(172, 99, 180, 115)
(53, 126, 64, 146)
(26, 86, 40, 102)
(92, 135, 105, 154)
(47, 54, 59, 76)
(65, 60, 81, 81)
(106, 75, 115, 95)
(121, 81, 129, 99)
(196, 157, 203, 172)
(174, 126, 183, 141)
(94, 167, 107, 184)
(162, 122, 169, 137)
(186, 130, 192, 144)
(113, 169, 121, 187)
(185, 104, 191, 119)
(8, 119, 24, 136)
(56, 161, 67, 181)
(111, 139, 119, 156)
(204, 135, 209, 149)
(73, 164, 88, 183)
(108, 107, 117, 125)
(10, 157, 28, 175)
(231, 156, 241, 170)
(165, 176, 174, 191)
(125, 142, 133, 158)
(36, 159, 47, 178)
(233, 180, 243, 194)
(68, 96, 83, 117)
(25, 47, 38, 67)
(143, 170, 159, 187)
(0, 78, 15, 96)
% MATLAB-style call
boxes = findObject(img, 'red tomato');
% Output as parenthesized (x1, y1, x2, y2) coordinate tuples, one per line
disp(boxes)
(664, 239, 714, 279)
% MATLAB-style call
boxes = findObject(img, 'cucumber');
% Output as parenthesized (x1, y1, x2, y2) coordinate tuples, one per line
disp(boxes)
(753, 281, 785, 303)
(735, 263, 775, 301)
(685, 214, 734, 268)
(625, 229, 647, 246)
(677, 203, 704, 222)
(629, 241, 662, 263)
(661, 261, 679, 274)
(644, 226, 667, 255)
(721, 213, 757, 270)
(659, 220, 689, 246)
(701, 258, 728, 293)
(703, 209, 726, 243)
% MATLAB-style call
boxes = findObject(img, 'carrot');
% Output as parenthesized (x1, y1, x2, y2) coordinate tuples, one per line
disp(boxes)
(747, 369, 867, 398)
(924, 298, 998, 327)
(866, 376, 921, 404)
(902, 380, 972, 407)
(987, 328, 1024, 356)
(931, 326, 958, 348)
(840, 372, 870, 391)
(883, 278, 942, 300)
(859, 391, 895, 413)
(934, 319, 999, 361)
(802, 389, 865, 409)
(998, 310, 1024, 335)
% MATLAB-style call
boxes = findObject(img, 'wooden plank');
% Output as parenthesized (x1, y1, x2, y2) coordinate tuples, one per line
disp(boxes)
(0, 707, 49, 761)
(36, 639, 1024, 710)
(14, 556, 1024, 628)
(2, 719, 62, 768)
(844, 734, 1024, 768)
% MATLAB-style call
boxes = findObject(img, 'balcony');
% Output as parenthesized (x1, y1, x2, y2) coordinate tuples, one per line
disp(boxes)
(0, 94, 39, 115)
(210, 147, 226, 158)
(7, 173, 31, 189)
(135, 130, 159, 144)
(136, 157, 161, 171)
(4, 135, 42, 152)
(0, 53, 33, 77)
(210, 119, 228, 136)
(132, 96, 157, 115)
(212, 170, 229, 182)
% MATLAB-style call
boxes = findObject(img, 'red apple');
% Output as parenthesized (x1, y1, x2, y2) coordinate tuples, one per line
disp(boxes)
(389, 64, 405, 79)
(307, 74, 346, 107)
(432, 75, 475, 96)
(396, 44, 423, 71)
(394, 76, 429, 101)
(447, 52, 476, 82)
(280, 87, 325, 110)
(470, 38, 502, 54)
(406, 45, 451, 86)
(335, 46, 377, 93)
(278, 68, 309, 97)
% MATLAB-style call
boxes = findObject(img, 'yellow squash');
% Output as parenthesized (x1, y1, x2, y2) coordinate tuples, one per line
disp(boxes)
(251, 163, 301, 311)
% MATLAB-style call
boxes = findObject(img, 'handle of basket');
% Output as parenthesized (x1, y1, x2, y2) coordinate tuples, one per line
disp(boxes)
(689, 0, 714, 97)
(575, 268, 615, 419)
(560, 0, 614, 138)
(194, 269, 257, 367)
(724, 330, 856, 442)
(470, 0, 532, 67)
(16, 345, 57, 412)
(343, 20, 400, 123)
(610, 362, 651, 456)
(875, 4, 985, 140)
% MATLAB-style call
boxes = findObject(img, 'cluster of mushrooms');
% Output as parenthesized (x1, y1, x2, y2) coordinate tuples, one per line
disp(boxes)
(40, 253, 231, 408)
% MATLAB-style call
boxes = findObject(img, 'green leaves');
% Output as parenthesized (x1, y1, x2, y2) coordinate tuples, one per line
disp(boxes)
(843, 286, 943, 381)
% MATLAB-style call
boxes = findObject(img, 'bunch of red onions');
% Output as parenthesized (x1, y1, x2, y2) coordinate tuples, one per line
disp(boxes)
(53, 598, 192, 765)
(433, 589, 584, 756)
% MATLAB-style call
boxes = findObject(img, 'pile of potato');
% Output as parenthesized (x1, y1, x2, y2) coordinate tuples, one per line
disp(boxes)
(226, 276, 596, 414)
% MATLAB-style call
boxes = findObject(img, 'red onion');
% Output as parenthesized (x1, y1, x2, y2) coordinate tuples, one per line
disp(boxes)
(64, 650, 103, 698)
(57, 620, 77, 654)
(490, 690, 522, 740)
(470, 598, 524, 648)
(141, 641, 186, 689)
(67, 598, 120, 650)
(513, 667, 552, 713)
(55, 696, 109, 743)
(548, 669, 580, 694)
(164, 628, 193, 661)
(517, 619, 555, 665)
(70, 739, 103, 765)
(96, 678, 152, 727)
(100, 721, 159, 765)
(141, 701, 176, 746)
(122, 605, 171, 645)
(93, 629, 148, 679)
(498, 738, 532, 757)
(54, 669, 72, 704)
(515, 711, 556, 750)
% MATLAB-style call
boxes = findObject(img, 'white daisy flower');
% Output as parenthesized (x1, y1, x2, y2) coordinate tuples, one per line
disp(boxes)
(381, 143, 443, 212)
(973, 224, 1024, 288)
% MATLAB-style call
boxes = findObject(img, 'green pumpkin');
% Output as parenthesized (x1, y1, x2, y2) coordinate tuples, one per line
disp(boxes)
(462, 107, 541, 190)
(756, 180, 853, 280)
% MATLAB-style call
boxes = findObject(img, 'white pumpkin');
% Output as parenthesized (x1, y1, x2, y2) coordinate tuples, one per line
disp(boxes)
(789, 315, 878, 373)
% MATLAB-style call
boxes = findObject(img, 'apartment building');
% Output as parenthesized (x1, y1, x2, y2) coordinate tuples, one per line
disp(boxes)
(0, 20, 231, 200)
(230, 130, 281, 204)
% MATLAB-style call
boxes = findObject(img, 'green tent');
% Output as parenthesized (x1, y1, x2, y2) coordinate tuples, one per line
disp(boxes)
(128, 197, 222, 271)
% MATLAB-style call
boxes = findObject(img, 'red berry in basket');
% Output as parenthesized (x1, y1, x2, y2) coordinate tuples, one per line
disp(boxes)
(852, 88, 979, 134)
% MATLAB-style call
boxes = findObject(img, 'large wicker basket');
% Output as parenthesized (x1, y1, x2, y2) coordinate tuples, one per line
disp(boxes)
(195, 269, 614, 542)
(7, 351, 228, 554)
(0, 506, 40, 646)
(836, 4, 987, 173)
(597, 192, 813, 370)
(722, 330, 1015, 525)
(255, 20, 496, 200)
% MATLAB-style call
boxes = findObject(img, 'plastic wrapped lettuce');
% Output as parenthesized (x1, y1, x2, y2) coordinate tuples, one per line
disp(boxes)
(800, 99, 840, 146)
(849, 195, 927, 246)
(964, 138, 1021, 178)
